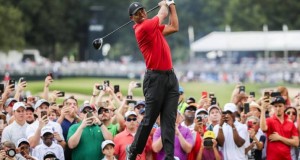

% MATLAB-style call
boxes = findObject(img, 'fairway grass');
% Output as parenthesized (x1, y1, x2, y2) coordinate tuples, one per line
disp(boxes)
(25, 77, 299, 107)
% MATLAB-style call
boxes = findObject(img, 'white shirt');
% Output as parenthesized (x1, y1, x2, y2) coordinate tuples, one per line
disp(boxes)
(1, 121, 29, 146)
(26, 120, 64, 145)
(181, 121, 195, 132)
(213, 121, 250, 160)
(32, 143, 65, 160)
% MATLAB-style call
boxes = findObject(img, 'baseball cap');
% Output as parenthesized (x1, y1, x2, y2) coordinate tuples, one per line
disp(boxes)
(43, 152, 57, 159)
(271, 96, 286, 105)
(41, 126, 54, 136)
(80, 104, 94, 113)
(101, 140, 115, 150)
(223, 103, 237, 113)
(16, 138, 29, 147)
(186, 97, 196, 104)
(125, 111, 137, 118)
(208, 105, 221, 114)
(185, 104, 197, 111)
(195, 108, 208, 117)
(134, 101, 145, 109)
(34, 99, 50, 110)
(203, 131, 215, 139)
(26, 106, 35, 112)
(4, 98, 17, 107)
(13, 102, 26, 111)
(250, 101, 261, 111)
(128, 2, 144, 16)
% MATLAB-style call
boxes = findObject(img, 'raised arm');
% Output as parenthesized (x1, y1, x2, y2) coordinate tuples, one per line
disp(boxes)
(162, 0, 179, 36)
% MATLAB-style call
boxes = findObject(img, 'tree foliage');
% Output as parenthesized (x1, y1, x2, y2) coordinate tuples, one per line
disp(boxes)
(0, 0, 299, 61)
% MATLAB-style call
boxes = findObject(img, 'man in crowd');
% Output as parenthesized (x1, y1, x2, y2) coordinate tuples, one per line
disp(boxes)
(206, 105, 221, 131)
(67, 107, 113, 160)
(260, 96, 299, 160)
(181, 104, 197, 132)
(2, 102, 28, 146)
(213, 103, 249, 160)
(25, 106, 36, 124)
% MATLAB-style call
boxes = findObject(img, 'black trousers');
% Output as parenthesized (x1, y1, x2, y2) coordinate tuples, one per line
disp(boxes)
(130, 70, 179, 160)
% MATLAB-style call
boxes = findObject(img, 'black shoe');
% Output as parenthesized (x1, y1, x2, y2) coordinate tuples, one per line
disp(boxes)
(126, 145, 137, 160)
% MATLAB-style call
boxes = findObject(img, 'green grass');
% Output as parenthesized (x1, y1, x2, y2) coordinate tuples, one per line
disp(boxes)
(25, 77, 297, 106)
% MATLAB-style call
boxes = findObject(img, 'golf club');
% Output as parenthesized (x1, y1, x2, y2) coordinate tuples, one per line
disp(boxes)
(93, 5, 159, 50)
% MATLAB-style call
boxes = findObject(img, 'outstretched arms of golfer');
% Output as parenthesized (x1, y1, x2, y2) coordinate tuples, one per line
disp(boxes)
(157, 0, 178, 36)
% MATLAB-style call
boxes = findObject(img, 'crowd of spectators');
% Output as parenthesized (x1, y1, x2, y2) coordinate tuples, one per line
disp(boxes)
(0, 74, 300, 160)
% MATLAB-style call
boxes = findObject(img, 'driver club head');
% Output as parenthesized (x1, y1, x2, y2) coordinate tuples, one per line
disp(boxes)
(92, 38, 103, 50)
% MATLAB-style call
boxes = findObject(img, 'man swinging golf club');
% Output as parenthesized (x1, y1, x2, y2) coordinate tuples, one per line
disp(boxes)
(126, 0, 179, 160)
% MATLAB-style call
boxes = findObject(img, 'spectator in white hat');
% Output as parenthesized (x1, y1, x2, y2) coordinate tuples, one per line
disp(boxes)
(1, 102, 29, 146)
(3, 98, 17, 122)
(213, 103, 250, 160)
(101, 140, 117, 160)
(206, 105, 221, 131)
(26, 99, 65, 149)
(32, 126, 64, 160)
(16, 138, 37, 160)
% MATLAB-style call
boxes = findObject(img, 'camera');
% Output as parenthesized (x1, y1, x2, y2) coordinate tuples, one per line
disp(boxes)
(135, 83, 142, 88)
(6, 149, 16, 157)
(211, 97, 217, 105)
(209, 92, 214, 98)
(57, 91, 65, 97)
(197, 116, 202, 122)
(249, 91, 255, 97)
(9, 79, 15, 89)
(0, 143, 16, 158)
(203, 139, 213, 147)
(104, 80, 110, 87)
(114, 85, 120, 94)
(97, 85, 106, 90)
(239, 86, 245, 93)
(127, 95, 133, 100)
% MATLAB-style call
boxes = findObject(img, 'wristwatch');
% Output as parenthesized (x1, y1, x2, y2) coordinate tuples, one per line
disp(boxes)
(98, 123, 103, 127)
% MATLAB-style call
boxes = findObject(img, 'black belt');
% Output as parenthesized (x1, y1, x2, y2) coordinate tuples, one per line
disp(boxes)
(146, 68, 174, 74)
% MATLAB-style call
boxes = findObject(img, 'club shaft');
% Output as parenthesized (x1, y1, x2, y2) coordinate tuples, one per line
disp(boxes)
(101, 5, 159, 39)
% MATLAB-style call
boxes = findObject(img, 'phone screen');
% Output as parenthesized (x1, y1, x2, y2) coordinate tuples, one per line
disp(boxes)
(41, 111, 47, 118)
(244, 103, 249, 114)
(202, 91, 208, 98)
(114, 85, 120, 93)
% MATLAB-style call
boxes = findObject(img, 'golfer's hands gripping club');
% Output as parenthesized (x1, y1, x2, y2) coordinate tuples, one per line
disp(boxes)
(166, 0, 175, 6)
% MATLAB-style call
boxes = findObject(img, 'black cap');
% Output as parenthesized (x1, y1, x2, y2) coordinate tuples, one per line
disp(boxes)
(186, 97, 196, 104)
(128, 2, 144, 16)
(271, 96, 286, 105)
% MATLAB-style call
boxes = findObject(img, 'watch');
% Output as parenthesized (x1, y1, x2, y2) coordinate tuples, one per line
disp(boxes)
(98, 123, 103, 127)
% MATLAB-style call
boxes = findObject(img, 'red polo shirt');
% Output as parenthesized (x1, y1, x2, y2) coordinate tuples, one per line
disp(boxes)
(133, 16, 172, 70)
(265, 115, 298, 160)
(114, 128, 151, 160)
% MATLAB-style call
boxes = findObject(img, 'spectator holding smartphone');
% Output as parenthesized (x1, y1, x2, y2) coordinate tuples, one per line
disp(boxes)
(197, 131, 223, 160)
(67, 106, 113, 160)
(213, 103, 250, 160)
(260, 96, 299, 160)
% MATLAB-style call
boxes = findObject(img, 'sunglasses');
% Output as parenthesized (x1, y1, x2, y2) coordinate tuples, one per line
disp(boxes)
(286, 111, 296, 116)
(126, 117, 137, 122)
(185, 109, 196, 112)
(99, 109, 110, 114)
(82, 109, 93, 114)
(135, 106, 144, 110)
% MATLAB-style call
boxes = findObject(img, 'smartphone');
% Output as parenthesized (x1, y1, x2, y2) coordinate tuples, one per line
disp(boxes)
(202, 91, 208, 98)
(211, 97, 217, 105)
(57, 91, 65, 97)
(264, 91, 270, 98)
(23, 97, 27, 103)
(239, 86, 245, 93)
(203, 139, 213, 147)
(127, 95, 133, 100)
(47, 72, 53, 78)
(104, 80, 110, 87)
(87, 111, 93, 118)
(197, 116, 202, 122)
(127, 100, 137, 106)
(0, 83, 4, 94)
(209, 92, 214, 98)
(244, 103, 250, 114)
(135, 83, 142, 88)
(271, 92, 281, 97)
(9, 79, 15, 88)
(114, 85, 120, 94)
(97, 85, 105, 90)
(41, 111, 48, 118)
(249, 92, 255, 98)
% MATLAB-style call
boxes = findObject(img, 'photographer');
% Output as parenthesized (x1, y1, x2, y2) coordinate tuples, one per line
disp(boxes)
(0, 141, 17, 160)
(197, 131, 223, 160)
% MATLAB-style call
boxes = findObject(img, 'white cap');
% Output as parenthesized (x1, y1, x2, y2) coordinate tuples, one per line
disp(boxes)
(16, 138, 29, 147)
(208, 105, 221, 114)
(41, 126, 54, 136)
(125, 111, 137, 118)
(223, 103, 237, 113)
(13, 102, 26, 111)
(4, 98, 17, 107)
(34, 99, 50, 110)
(195, 108, 208, 117)
(101, 140, 115, 150)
